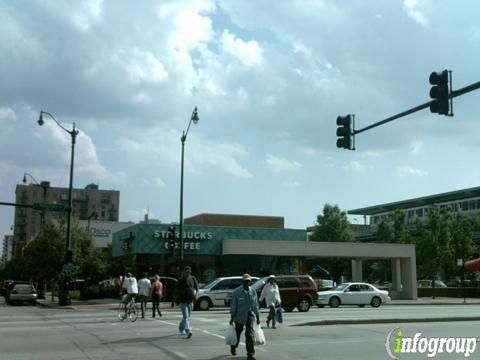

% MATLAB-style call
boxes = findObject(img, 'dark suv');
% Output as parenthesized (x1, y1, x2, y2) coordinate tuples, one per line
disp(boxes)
(252, 275, 318, 312)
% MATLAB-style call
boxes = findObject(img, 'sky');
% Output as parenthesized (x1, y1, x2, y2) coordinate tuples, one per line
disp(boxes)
(1, 0, 480, 253)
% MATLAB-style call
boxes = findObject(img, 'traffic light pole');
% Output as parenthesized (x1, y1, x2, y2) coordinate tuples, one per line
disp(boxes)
(353, 79, 480, 136)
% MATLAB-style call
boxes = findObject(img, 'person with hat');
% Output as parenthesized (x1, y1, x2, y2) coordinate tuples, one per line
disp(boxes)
(259, 275, 281, 329)
(172, 266, 198, 338)
(121, 272, 138, 319)
(229, 273, 260, 360)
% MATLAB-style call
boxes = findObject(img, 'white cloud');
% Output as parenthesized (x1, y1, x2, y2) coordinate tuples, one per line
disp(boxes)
(403, 0, 429, 27)
(265, 154, 303, 173)
(397, 166, 428, 177)
(141, 177, 166, 188)
(343, 161, 366, 172)
(283, 180, 301, 188)
(0, 107, 16, 125)
(409, 140, 423, 154)
(114, 49, 168, 84)
(220, 30, 263, 67)
(362, 150, 381, 158)
(70, 0, 103, 31)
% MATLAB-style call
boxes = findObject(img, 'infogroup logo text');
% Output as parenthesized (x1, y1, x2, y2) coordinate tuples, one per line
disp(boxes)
(385, 328, 478, 359)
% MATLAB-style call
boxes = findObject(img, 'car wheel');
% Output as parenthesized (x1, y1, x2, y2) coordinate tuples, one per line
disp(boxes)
(297, 298, 311, 312)
(329, 296, 340, 308)
(197, 298, 211, 311)
(371, 296, 382, 308)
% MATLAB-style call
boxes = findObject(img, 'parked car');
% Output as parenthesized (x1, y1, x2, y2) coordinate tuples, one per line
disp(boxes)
(4, 280, 31, 304)
(417, 280, 447, 288)
(195, 276, 259, 311)
(252, 274, 318, 312)
(317, 282, 391, 308)
(8, 283, 37, 305)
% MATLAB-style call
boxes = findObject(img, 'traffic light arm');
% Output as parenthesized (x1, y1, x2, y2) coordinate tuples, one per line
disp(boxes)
(354, 101, 431, 135)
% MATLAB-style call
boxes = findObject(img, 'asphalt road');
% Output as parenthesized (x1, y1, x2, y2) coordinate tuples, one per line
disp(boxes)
(1, 298, 480, 360)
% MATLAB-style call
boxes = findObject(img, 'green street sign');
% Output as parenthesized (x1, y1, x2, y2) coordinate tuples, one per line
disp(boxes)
(33, 202, 66, 212)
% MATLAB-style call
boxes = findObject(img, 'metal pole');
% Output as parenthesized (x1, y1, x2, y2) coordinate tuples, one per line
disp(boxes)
(179, 132, 186, 268)
(66, 124, 76, 256)
(462, 257, 466, 304)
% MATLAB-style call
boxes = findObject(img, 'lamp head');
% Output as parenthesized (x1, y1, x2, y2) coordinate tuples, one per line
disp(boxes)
(22, 174, 27, 183)
(37, 111, 44, 126)
(191, 107, 199, 124)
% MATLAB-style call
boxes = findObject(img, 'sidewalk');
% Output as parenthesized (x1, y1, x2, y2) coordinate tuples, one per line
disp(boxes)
(36, 293, 480, 309)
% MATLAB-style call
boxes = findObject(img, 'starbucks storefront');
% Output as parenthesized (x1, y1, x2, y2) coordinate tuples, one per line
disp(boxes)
(112, 223, 307, 283)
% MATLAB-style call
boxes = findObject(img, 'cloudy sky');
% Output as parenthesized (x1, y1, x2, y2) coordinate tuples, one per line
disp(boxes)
(1, 0, 480, 250)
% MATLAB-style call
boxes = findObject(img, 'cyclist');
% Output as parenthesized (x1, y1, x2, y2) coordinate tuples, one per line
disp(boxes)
(122, 272, 138, 319)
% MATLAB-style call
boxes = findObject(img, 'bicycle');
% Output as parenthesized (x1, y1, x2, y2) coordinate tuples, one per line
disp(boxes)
(117, 294, 138, 322)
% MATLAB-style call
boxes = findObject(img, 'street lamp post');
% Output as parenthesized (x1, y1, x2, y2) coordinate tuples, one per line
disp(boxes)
(179, 107, 199, 270)
(38, 110, 79, 306)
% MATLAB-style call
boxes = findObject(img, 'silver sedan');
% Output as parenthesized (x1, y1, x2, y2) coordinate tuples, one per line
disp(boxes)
(317, 282, 391, 308)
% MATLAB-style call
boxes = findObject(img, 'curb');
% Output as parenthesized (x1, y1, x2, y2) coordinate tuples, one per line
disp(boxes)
(293, 316, 480, 326)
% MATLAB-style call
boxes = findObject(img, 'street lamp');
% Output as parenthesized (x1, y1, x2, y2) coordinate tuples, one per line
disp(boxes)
(37, 110, 79, 306)
(23, 173, 48, 230)
(179, 107, 199, 269)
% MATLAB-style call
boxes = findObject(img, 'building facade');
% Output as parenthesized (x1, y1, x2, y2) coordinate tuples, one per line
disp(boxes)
(13, 182, 119, 255)
(112, 214, 305, 282)
(2, 235, 14, 263)
(348, 186, 480, 241)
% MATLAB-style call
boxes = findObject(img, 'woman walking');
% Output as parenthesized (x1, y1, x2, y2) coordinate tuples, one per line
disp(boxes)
(151, 275, 163, 317)
(259, 275, 281, 329)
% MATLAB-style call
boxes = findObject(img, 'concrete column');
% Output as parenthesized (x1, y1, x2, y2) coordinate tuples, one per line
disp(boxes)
(401, 257, 418, 300)
(351, 259, 363, 281)
(391, 258, 402, 292)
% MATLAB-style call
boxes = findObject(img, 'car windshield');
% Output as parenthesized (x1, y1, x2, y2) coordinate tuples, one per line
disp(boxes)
(200, 278, 222, 289)
(334, 283, 349, 291)
(14, 284, 35, 291)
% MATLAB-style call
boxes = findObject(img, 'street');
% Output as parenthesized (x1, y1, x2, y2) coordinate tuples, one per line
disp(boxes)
(2, 297, 480, 360)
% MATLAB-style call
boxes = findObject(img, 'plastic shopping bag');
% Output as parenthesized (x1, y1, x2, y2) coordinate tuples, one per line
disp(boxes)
(275, 307, 284, 324)
(225, 325, 237, 346)
(254, 323, 266, 345)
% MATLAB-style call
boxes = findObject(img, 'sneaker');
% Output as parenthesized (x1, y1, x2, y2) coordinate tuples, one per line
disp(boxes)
(247, 355, 256, 360)
(230, 346, 236, 356)
(187, 332, 192, 339)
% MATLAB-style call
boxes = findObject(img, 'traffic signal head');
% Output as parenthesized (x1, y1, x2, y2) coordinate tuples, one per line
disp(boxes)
(336, 115, 353, 149)
(429, 70, 450, 115)
(167, 226, 176, 252)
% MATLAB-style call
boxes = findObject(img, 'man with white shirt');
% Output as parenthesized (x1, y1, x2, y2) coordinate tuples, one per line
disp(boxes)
(122, 272, 138, 319)
(137, 272, 151, 319)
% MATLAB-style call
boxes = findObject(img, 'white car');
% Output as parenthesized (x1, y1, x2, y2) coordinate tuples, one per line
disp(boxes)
(195, 276, 259, 311)
(317, 282, 391, 308)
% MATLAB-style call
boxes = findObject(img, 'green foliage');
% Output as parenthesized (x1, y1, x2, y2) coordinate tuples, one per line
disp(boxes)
(310, 204, 355, 243)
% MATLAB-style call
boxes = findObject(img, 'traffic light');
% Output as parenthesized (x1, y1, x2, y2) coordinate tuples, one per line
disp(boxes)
(336, 115, 354, 150)
(429, 70, 451, 115)
(167, 226, 176, 252)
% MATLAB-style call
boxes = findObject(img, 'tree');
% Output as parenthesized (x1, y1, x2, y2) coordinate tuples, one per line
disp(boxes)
(310, 204, 355, 284)
(310, 204, 354, 242)
(415, 205, 452, 292)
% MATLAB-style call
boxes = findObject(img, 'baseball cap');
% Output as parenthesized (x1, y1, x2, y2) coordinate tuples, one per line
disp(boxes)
(242, 273, 252, 281)
(184, 266, 192, 272)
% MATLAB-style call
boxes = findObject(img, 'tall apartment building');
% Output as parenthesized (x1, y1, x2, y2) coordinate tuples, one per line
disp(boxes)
(13, 182, 119, 256)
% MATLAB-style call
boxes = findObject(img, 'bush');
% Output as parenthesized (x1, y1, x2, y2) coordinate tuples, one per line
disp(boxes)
(81, 285, 99, 300)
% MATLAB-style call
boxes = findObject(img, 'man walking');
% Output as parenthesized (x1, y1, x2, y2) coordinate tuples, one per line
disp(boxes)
(137, 272, 151, 319)
(172, 266, 198, 338)
(229, 273, 260, 360)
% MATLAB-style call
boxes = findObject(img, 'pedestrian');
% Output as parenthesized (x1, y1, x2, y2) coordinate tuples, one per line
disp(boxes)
(171, 266, 198, 338)
(151, 275, 163, 317)
(229, 273, 260, 360)
(259, 275, 281, 329)
(121, 272, 138, 319)
(137, 272, 151, 319)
